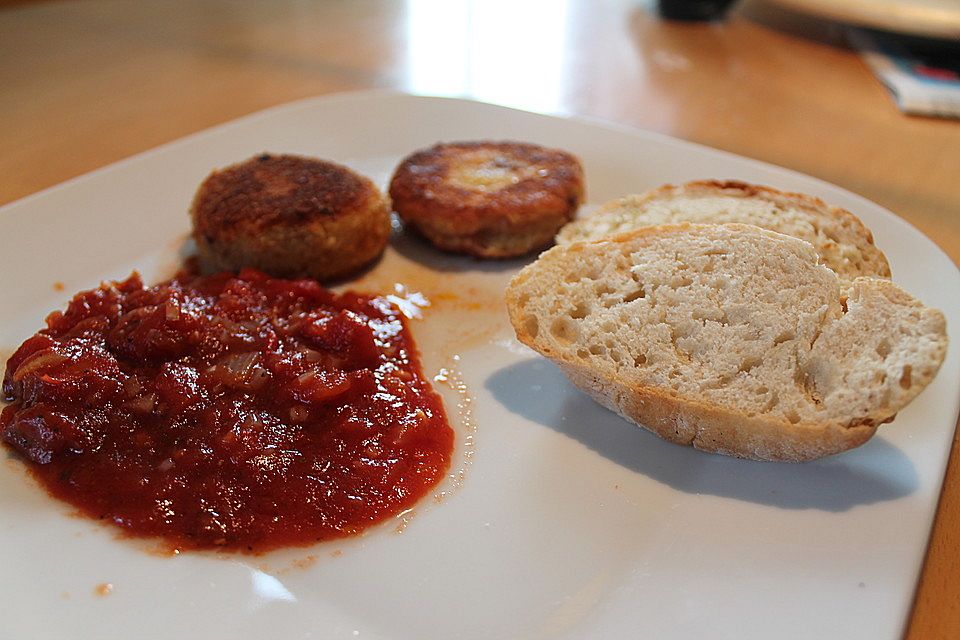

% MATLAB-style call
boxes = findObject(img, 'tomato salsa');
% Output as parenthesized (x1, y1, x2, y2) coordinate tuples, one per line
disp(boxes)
(1, 270, 453, 552)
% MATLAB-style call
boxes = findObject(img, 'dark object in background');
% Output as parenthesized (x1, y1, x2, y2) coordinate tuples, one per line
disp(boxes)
(659, 0, 737, 21)
(851, 28, 960, 119)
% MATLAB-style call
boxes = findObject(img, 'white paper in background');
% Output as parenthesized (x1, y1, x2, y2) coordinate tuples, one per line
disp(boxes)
(850, 28, 960, 119)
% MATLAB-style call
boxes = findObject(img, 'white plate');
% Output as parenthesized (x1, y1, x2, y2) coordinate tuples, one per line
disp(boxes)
(1, 91, 958, 640)
(766, 0, 960, 39)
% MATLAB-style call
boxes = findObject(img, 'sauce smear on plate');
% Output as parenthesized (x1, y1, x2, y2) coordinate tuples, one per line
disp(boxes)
(1, 270, 453, 552)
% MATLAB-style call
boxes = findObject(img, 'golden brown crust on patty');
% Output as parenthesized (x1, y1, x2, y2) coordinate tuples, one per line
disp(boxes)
(191, 154, 390, 282)
(389, 141, 584, 258)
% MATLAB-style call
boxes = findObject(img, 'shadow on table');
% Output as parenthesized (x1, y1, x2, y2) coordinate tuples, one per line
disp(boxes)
(733, 0, 849, 47)
(486, 357, 918, 511)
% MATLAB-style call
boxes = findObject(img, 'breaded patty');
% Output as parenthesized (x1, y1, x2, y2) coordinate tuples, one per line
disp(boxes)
(191, 153, 390, 282)
(389, 141, 584, 258)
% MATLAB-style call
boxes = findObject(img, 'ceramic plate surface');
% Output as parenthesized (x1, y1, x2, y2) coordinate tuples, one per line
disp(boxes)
(1, 92, 958, 640)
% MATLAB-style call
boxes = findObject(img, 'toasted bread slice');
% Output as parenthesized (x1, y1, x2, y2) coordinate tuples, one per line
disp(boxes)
(507, 223, 946, 461)
(557, 180, 891, 286)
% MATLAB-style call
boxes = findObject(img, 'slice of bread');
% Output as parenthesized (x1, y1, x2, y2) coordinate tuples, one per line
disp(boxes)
(506, 223, 947, 462)
(556, 180, 891, 286)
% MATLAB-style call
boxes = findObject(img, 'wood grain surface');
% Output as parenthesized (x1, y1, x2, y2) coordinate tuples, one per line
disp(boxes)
(1, 0, 957, 637)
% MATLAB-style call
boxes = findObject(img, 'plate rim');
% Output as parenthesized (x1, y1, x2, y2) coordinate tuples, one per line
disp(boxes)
(1, 89, 958, 640)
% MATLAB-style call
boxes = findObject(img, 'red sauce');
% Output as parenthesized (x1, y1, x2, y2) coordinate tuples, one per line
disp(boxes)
(1, 270, 453, 552)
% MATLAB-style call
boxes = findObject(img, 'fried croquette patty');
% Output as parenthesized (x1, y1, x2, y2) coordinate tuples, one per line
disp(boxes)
(191, 153, 390, 282)
(388, 141, 584, 258)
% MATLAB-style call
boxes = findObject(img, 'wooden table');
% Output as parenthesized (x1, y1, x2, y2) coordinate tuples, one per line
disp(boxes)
(1, 0, 957, 636)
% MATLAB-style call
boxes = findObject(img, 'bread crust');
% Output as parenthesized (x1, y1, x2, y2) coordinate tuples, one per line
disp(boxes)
(389, 141, 584, 258)
(557, 179, 891, 283)
(506, 223, 946, 462)
(191, 153, 390, 282)
(556, 361, 878, 462)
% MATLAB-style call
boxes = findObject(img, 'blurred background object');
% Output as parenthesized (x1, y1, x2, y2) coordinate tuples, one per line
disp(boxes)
(661, 0, 960, 38)
(766, 0, 960, 39)
(658, 0, 738, 21)
(852, 29, 960, 119)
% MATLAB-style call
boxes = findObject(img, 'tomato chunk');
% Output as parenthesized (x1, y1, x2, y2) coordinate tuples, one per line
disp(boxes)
(1, 270, 453, 552)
